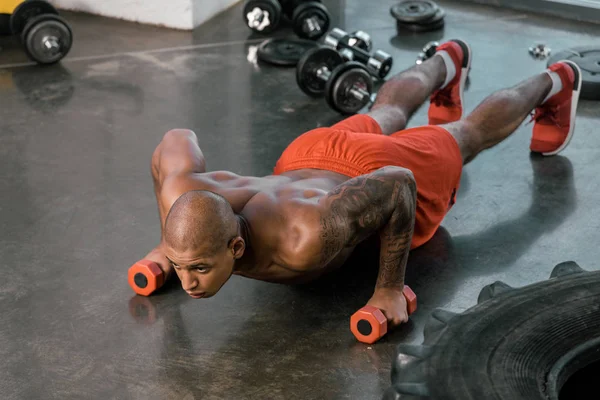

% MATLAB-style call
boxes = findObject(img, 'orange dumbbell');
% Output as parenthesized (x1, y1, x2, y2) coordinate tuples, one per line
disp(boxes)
(350, 285, 417, 344)
(128, 259, 166, 296)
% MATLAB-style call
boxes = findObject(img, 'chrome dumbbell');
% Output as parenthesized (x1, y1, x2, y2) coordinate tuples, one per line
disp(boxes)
(243, 0, 283, 34)
(416, 41, 439, 64)
(323, 28, 393, 79)
(296, 47, 374, 114)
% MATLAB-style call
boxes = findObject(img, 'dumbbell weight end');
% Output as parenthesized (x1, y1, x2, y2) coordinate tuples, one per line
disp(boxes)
(350, 285, 418, 344)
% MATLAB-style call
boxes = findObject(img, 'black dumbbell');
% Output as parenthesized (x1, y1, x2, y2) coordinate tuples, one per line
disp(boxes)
(21, 14, 73, 64)
(323, 28, 393, 80)
(290, 1, 331, 40)
(243, 0, 283, 34)
(243, 0, 330, 40)
(297, 47, 373, 115)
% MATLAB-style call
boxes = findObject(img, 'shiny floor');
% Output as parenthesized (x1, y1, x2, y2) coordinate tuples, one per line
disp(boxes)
(1, 1, 599, 399)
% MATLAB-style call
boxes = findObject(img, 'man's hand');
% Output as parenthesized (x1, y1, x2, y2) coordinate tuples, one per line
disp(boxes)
(366, 287, 409, 328)
(143, 245, 174, 278)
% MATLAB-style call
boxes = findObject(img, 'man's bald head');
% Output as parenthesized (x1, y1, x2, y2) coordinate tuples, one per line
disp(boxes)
(164, 190, 237, 254)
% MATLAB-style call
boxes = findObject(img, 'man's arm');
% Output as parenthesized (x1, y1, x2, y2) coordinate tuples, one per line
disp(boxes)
(317, 166, 417, 325)
(141, 129, 207, 277)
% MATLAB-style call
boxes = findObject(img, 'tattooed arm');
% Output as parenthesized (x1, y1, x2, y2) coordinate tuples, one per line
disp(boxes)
(317, 166, 417, 326)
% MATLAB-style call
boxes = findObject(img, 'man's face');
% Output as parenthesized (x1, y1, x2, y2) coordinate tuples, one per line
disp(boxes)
(165, 243, 235, 299)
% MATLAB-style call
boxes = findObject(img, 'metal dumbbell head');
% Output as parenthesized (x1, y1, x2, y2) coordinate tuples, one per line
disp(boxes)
(243, 0, 282, 34)
(292, 1, 331, 40)
(323, 27, 347, 50)
(22, 14, 72, 64)
(349, 30, 372, 52)
(416, 41, 438, 64)
(325, 62, 373, 115)
(423, 41, 439, 58)
(367, 50, 393, 79)
(296, 47, 344, 97)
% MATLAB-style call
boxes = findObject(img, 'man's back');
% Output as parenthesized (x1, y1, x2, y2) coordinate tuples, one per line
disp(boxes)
(159, 168, 356, 283)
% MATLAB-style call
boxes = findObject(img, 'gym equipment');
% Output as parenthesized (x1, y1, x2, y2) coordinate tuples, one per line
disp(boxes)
(22, 14, 72, 64)
(347, 30, 373, 53)
(416, 40, 438, 64)
(391, 0, 438, 23)
(385, 262, 600, 399)
(291, 1, 330, 40)
(128, 259, 167, 296)
(243, 0, 331, 40)
(323, 28, 393, 80)
(546, 46, 600, 100)
(529, 43, 551, 60)
(9, 0, 57, 35)
(296, 47, 373, 114)
(1, 0, 73, 64)
(391, 0, 445, 33)
(243, 0, 282, 34)
(350, 285, 417, 344)
(257, 37, 318, 66)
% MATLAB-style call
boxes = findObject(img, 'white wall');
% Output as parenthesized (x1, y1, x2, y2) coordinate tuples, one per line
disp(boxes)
(49, 0, 240, 30)
(193, 0, 240, 27)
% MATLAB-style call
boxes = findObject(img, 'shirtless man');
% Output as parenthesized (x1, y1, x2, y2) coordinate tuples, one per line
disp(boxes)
(135, 39, 582, 329)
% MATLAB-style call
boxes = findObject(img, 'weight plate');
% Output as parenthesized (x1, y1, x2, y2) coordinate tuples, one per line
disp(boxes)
(10, 0, 58, 35)
(257, 38, 318, 66)
(396, 12, 445, 33)
(243, 0, 282, 34)
(546, 46, 600, 101)
(22, 14, 72, 64)
(292, 1, 330, 41)
(325, 62, 373, 115)
(390, 0, 439, 23)
(296, 46, 344, 98)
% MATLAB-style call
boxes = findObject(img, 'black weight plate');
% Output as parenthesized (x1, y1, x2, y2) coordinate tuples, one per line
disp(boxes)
(296, 46, 344, 97)
(257, 38, 318, 66)
(243, 0, 282, 34)
(10, 0, 58, 35)
(325, 62, 373, 115)
(23, 14, 72, 64)
(396, 13, 445, 33)
(390, 0, 438, 23)
(292, 1, 330, 40)
(546, 46, 600, 101)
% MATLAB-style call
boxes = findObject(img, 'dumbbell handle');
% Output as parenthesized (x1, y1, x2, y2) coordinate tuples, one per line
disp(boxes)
(44, 36, 60, 52)
(303, 16, 322, 35)
(316, 66, 371, 102)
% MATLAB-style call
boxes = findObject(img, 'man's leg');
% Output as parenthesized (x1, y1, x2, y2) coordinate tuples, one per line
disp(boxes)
(443, 60, 582, 164)
(367, 40, 471, 134)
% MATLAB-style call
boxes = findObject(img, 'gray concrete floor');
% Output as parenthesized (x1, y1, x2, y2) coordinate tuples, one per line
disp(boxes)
(1, 1, 599, 399)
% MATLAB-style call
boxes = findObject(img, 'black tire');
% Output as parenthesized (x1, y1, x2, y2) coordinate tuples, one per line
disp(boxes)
(386, 261, 600, 399)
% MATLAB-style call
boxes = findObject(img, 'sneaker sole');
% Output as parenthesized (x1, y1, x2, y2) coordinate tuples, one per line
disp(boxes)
(542, 60, 582, 156)
(451, 39, 472, 119)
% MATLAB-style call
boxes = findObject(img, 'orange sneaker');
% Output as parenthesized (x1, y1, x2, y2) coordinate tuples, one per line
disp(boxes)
(530, 61, 582, 156)
(428, 39, 472, 125)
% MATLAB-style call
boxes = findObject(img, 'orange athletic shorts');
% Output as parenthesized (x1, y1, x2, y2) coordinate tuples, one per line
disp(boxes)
(273, 114, 463, 249)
